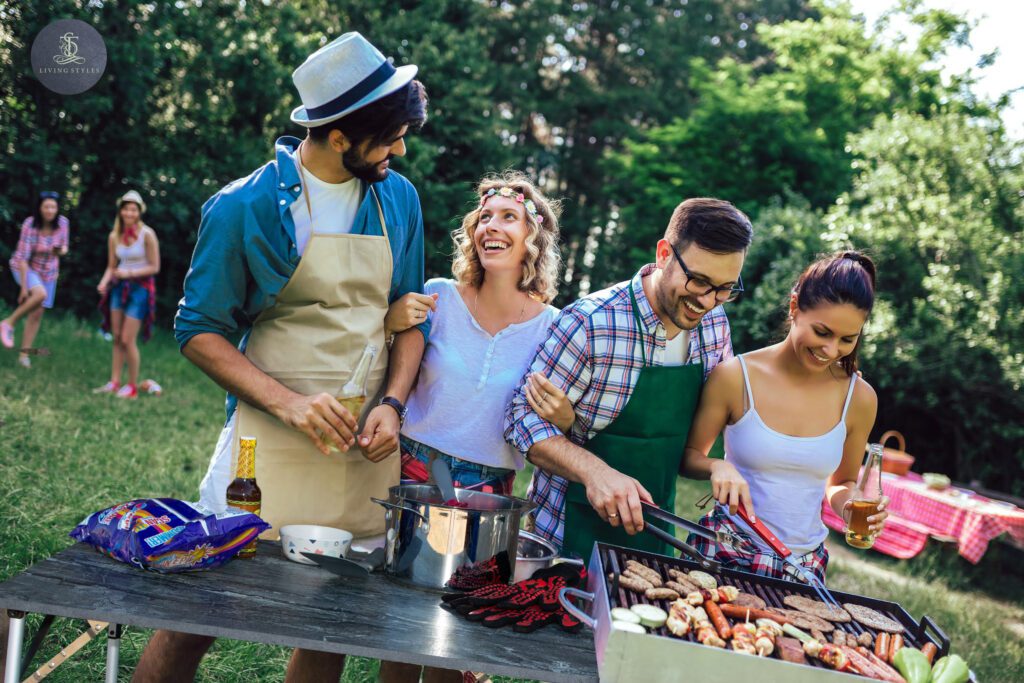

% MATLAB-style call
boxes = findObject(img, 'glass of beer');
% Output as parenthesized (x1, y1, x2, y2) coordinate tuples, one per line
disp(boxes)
(845, 443, 884, 549)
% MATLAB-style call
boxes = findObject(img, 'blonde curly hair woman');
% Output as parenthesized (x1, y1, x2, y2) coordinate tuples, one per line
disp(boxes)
(385, 171, 572, 499)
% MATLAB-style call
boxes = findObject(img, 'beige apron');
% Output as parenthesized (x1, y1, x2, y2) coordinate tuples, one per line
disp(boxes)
(237, 166, 398, 540)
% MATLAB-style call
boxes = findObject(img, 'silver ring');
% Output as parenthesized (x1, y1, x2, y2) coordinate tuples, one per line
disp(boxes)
(608, 512, 618, 519)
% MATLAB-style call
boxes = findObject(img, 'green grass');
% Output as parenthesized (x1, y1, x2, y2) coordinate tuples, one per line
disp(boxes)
(2, 313, 1022, 681)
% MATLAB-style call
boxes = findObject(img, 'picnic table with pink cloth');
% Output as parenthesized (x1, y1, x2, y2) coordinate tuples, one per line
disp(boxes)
(821, 472, 1024, 563)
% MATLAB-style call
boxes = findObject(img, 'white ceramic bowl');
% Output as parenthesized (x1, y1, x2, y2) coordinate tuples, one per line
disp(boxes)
(280, 525, 353, 565)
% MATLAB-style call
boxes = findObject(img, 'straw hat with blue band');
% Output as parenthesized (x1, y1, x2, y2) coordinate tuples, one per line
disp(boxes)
(290, 32, 418, 128)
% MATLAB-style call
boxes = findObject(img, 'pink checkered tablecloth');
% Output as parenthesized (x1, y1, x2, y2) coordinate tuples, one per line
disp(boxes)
(821, 474, 1024, 563)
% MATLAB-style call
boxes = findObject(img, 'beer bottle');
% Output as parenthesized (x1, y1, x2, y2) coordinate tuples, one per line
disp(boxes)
(324, 344, 378, 451)
(845, 443, 883, 549)
(227, 436, 262, 558)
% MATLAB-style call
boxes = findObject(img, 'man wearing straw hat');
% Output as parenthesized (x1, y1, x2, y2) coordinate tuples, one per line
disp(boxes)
(134, 33, 434, 682)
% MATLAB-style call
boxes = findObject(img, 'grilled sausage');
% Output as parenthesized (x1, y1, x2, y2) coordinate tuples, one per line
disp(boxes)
(625, 561, 663, 587)
(718, 604, 789, 624)
(856, 646, 907, 682)
(704, 600, 732, 640)
(887, 633, 904, 662)
(617, 573, 653, 593)
(921, 641, 938, 664)
(874, 632, 889, 660)
(843, 646, 905, 682)
(645, 587, 680, 601)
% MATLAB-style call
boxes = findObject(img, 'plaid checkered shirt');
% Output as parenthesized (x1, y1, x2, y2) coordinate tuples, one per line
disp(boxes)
(504, 264, 734, 547)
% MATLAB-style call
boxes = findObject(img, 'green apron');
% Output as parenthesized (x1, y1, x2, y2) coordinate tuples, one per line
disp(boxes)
(562, 286, 705, 558)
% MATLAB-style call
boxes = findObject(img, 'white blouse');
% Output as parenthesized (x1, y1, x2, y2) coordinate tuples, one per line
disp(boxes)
(402, 278, 559, 470)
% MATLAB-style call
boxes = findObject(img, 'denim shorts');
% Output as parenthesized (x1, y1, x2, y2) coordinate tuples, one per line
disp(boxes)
(109, 281, 150, 320)
(11, 269, 56, 309)
(399, 435, 516, 495)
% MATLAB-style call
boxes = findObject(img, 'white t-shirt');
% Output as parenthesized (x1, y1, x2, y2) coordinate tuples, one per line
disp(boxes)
(662, 329, 690, 366)
(401, 279, 560, 471)
(289, 154, 361, 254)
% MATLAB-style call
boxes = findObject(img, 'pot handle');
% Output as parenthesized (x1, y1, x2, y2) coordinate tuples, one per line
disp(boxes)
(370, 497, 430, 527)
(558, 587, 597, 630)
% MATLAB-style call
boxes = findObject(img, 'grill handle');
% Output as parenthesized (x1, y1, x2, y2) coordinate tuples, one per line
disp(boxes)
(916, 614, 950, 659)
(558, 587, 597, 630)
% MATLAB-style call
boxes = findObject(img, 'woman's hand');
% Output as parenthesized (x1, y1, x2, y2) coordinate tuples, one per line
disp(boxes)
(114, 267, 131, 280)
(709, 459, 755, 519)
(97, 279, 110, 295)
(385, 292, 438, 334)
(17, 287, 29, 304)
(525, 372, 576, 433)
(867, 495, 890, 534)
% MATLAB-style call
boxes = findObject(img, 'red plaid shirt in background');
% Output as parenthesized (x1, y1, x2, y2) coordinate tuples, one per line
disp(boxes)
(9, 216, 70, 282)
(504, 264, 734, 548)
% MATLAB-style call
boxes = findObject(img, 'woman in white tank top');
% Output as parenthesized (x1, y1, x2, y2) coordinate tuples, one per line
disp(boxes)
(94, 191, 161, 399)
(680, 251, 889, 582)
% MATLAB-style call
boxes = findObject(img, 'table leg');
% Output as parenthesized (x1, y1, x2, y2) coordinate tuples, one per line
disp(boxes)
(4, 611, 26, 683)
(105, 624, 122, 683)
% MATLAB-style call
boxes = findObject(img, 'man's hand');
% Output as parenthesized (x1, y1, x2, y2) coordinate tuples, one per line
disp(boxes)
(709, 459, 755, 519)
(358, 404, 400, 462)
(582, 463, 654, 535)
(273, 392, 357, 455)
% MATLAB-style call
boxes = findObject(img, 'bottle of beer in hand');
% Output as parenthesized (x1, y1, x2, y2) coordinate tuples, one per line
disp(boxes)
(845, 443, 883, 549)
(227, 436, 262, 558)
(324, 344, 378, 451)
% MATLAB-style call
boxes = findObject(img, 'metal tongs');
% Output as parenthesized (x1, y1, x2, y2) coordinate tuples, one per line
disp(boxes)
(731, 505, 847, 614)
(640, 501, 759, 573)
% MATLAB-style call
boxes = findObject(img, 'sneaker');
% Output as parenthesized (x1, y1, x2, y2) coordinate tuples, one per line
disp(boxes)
(140, 379, 163, 396)
(92, 381, 120, 394)
(17, 355, 30, 368)
(0, 321, 13, 349)
(115, 384, 138, 399)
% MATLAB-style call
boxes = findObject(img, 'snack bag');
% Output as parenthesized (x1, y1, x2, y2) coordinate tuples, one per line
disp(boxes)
(70, 498, 270, 572)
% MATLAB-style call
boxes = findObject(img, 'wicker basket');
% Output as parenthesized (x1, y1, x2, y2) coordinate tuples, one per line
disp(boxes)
(878, 430, 915, 476)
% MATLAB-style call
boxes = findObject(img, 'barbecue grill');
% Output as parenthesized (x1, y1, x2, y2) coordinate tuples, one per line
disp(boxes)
(560, 543, 952, 683)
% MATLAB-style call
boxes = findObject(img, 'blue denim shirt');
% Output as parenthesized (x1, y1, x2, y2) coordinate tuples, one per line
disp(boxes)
(174, 136, 429, 419)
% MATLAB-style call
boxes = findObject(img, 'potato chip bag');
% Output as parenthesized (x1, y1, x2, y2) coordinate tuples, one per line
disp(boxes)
(70, 498, 269, 572)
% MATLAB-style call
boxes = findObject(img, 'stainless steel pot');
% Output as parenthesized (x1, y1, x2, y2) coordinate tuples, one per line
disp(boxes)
(372, 484, 535, 590)
(513, 530, 559, 583)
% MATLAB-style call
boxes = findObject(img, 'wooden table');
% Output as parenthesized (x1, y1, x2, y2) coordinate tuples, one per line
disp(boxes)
(0, 542, 598, 683)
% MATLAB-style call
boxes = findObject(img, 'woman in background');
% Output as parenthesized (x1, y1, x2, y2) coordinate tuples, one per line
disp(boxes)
(94, 190, 161, 399)
(1, 191, 70, 368)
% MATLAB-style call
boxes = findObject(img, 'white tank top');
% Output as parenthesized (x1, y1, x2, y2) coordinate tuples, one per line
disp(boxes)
(115, 228, 149, 269)
(725, 355, 857, 555)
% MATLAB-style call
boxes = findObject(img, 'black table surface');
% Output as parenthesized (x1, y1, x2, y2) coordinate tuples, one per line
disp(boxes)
(0, 541, 598, 682)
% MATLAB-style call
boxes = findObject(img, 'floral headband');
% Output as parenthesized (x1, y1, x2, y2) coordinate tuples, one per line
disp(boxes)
(479, 186, 544, 223)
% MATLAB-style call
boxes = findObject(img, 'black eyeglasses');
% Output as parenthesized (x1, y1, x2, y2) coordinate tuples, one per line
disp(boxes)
(668, 243, 744, 303)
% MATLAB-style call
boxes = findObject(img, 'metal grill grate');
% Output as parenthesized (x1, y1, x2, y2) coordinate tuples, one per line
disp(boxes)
(599, 544, 946, 670)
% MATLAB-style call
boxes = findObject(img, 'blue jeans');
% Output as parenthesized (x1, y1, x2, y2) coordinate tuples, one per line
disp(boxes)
(109, 281, 150, 320)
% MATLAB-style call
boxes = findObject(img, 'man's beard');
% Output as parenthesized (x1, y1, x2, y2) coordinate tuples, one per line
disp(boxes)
(343, 147, 390, 183)
(656, 281, 704, 331)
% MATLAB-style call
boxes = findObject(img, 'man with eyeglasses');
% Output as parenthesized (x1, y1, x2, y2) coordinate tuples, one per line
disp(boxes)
(505, 198, 752, 558)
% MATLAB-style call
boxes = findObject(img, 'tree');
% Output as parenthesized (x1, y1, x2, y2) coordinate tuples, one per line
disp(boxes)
(825, 110, 1024, 492)
(597, 0, 969, 289)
